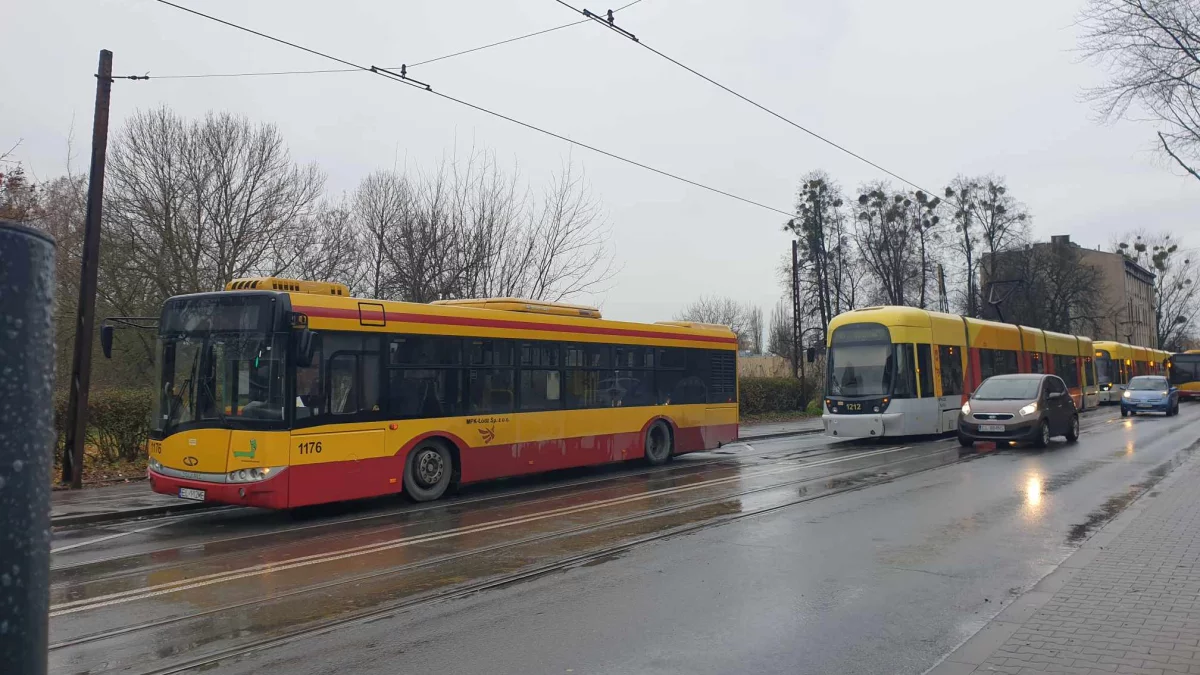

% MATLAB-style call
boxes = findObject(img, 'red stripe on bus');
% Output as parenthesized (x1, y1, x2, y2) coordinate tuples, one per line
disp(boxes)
(293, 305, 739, 345)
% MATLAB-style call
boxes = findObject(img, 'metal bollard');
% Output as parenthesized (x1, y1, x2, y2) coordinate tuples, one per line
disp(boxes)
(0, 220, 56, 675)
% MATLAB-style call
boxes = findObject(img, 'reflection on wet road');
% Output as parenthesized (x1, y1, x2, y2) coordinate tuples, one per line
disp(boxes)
(48, 405, 1200, 674)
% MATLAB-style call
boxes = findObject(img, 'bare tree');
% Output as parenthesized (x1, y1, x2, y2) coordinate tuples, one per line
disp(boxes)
(1080, 0, 1200, 181)
(768, 299, 793, 359)
(989, 240, 1106, 333)
(1115, 231, 1200, 350)
(854, 182, 920, 306)
(747, 306, 765, 355)
(944, 175, 1029, 315)
(675, 295, 753, 348)
(105, 107, 325, 300)
(281, 199, 367, 293)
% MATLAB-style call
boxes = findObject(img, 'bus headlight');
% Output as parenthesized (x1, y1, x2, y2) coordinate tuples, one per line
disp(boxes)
(228, 466, 284, 483)
(149, 457, 163, 473)
(961, 401, 971, 415)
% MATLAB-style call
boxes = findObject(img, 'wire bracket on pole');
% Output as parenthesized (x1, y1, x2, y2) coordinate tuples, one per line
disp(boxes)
(370, 65, 433, 91)
(582, 8, 638, 41)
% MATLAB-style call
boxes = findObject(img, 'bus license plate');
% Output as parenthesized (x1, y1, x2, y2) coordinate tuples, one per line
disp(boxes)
(978, 424, 1005, 432)
(179, 487, 206, 501)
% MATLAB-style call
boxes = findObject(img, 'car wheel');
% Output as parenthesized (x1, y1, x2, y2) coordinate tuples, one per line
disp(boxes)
(1034, 419, 1050, 449)
(644, 420, 673, 466)
(403, 440, 453, 502)
(1120, 407, 1129, 418)
(958, 434, 973, 448)
(1065, 414, 1079, 442)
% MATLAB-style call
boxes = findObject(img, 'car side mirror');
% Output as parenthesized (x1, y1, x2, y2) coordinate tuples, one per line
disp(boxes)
(1047, 391, 1063, 400)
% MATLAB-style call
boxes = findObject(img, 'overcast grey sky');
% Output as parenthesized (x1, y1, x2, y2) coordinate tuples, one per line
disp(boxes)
(3, 0, 1196, 323)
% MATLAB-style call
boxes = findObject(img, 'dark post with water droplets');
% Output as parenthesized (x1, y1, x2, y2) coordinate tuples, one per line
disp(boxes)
(0, 220, 56, 675)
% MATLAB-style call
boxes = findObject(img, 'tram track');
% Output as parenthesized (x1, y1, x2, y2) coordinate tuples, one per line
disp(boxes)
(49, 443, 955, 651)
(52, 408, 1119, 586)
(102, 443, 982, 675)
(50, 435, 854, 577)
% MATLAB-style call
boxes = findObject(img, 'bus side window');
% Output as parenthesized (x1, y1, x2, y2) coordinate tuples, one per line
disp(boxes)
(938, 345, 963, 396)
(916, 344, 934, 398)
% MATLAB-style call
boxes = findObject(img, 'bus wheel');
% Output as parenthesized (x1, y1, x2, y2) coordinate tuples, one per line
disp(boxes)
(404, 440, 453, 502)
(644, 421, 673, 466)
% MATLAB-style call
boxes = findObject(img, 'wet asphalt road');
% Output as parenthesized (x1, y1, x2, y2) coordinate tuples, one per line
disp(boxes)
(48, 404, 1200, 675)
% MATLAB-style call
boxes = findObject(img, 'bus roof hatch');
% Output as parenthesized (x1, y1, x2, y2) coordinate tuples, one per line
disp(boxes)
(432, 298, 602, 319)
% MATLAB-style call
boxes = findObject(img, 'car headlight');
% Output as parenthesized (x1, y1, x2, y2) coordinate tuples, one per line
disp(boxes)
(1018, 402, 1038, 417)
(227, 466, 284, 483)
(1123, 390, 1132, 399)
(961, 401, 971, 415)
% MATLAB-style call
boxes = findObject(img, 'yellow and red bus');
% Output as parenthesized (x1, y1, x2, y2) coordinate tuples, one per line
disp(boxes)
(821, 307, 1097, 439)
(125, 278, 738, 508)
(1168, 350, 1200, 401)
(1093, 341, 1170, 403)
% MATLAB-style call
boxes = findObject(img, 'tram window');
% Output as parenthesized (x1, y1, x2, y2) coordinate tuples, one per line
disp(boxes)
(938, 345, 964, 396)
(916, 344, 934, 398)
(1029, 352, 1044, 374)
(892, 344, 918, 399)
(1053, 355, 1080, 388)
(1084, 357, 1096, 386)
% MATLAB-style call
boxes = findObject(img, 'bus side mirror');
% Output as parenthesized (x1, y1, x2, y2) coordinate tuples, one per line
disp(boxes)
(100, 324, 114, 359)
(806, 347, 817, 363)
(296, 329, 316, 367)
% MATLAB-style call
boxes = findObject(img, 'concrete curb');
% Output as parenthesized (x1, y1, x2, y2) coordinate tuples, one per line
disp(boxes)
(51, 500, 223, 528)
(921, 443, 1198, 675)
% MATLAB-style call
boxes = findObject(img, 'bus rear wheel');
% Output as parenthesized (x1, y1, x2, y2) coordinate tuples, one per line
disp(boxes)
(644, 421, 673, 466)
(404, 440, 453, 502)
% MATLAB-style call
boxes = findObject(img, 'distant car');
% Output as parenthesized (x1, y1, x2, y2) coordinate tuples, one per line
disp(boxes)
(1120, 375, 1180, 417)
(958, 373, 1079, 449)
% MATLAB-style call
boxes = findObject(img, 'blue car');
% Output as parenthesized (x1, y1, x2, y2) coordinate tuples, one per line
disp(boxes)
(1120, 375, 1180, 417)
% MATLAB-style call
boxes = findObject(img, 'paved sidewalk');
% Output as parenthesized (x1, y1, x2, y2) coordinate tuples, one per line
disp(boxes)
(52, 481, 213, 527)
(929, 447, 1200, 675)
(738, 416, 823, 440)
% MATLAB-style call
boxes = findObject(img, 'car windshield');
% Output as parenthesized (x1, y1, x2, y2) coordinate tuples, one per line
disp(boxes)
(973, 378, 1040, 400)
(1128, 376, 1168, 391)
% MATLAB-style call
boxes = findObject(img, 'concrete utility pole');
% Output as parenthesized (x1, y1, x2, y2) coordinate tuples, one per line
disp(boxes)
(62, 50, 113, 488)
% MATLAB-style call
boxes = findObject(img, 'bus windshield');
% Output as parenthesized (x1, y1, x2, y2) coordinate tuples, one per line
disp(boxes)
(827, 343, 893, 397)
(154, 296, 287, 434)
(1170, 355, 1200, 386)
